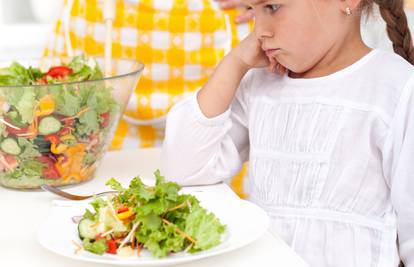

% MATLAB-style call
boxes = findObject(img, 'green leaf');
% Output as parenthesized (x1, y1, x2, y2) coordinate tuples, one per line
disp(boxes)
(9, 159, 44, 178)
(0, 62, 35, 86)
(49, 85, 80, 117)
(77, 109, 99, 136)
(90, 197, 107, 213)
(82, 238, 107, 255)
(18, 138, 41, 160)
(105, 178, 124, 191)
(128, 176, 156, 202)
(14, 88, 36, 123)
(184, 204, 226, 251)
(141, 212, 162, 230)
(83, 209, 96, 221)
(68, 56, 104, 81)
(4, 87, 37, 124)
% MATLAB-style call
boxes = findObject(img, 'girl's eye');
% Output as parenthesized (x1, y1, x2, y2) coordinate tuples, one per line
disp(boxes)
(264, 4, 280, 13)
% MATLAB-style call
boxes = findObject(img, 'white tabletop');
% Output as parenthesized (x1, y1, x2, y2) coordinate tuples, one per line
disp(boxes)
(0, 148, 308, 267)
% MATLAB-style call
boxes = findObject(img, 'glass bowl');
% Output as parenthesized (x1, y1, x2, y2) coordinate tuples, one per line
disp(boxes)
(0, 57, 144, 189)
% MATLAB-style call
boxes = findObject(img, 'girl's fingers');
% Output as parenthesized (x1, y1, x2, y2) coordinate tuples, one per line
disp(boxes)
(216, 0, 241, 9)
(235, 9, 254, 24)
(268, 57, 277, 73)
(276, 63, 286, 75)
(268, 56, 287, 75)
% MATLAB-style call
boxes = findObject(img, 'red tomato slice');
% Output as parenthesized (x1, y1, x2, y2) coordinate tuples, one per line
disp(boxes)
(106, 240, 117, 254)
(100, 112, 110, 127)
(44, 134, 60, 144)
(47, 66, 73, 79)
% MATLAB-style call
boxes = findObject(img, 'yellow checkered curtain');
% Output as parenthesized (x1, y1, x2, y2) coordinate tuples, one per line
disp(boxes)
(44, 0, 251, 150)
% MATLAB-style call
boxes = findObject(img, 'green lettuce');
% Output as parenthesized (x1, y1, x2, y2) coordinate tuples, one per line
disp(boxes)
(95, 170, 226, 258)
(83, 238, 108, 255)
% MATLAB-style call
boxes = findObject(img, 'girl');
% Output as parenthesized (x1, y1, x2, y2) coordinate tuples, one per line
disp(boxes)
(162, 0, 414, 266)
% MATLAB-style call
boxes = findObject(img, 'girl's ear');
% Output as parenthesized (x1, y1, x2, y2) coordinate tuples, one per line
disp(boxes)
(338, 0, 364, 15)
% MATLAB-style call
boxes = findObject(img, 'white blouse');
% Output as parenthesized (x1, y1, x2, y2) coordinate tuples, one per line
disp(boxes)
(161, 49, 414, 267)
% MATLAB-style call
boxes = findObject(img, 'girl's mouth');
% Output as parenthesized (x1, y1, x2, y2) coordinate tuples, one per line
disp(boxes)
(265, 49, 281, 57)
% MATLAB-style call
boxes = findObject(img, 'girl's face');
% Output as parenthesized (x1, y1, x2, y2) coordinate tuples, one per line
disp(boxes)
(244, 0, 361, 74)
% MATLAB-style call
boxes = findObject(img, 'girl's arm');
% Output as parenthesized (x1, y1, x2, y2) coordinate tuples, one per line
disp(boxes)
(382, 75, 414, 266)
(197, 32, 270, 118)
(161, 33, 272, 185)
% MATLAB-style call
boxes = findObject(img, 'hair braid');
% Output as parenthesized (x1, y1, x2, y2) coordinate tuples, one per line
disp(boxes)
(368, 0, 414, 64)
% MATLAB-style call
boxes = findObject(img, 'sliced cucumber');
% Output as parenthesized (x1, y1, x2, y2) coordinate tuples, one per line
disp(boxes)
(1, 138, 21, 155)
(33, 137, 51, 154)
(78, 218, 98, 240)
(38, 116, 62, 135)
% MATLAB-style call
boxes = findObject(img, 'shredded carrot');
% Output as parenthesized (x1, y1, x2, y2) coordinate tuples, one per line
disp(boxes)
(162, 219, 196, 244)
(137, 243, 142, 257)
(166, 202, 188, 213)
(101, 229, 114, 237)
(71, 240, 83, 254)
(61, 107, 91, 121)
(131, 236, 136, 249)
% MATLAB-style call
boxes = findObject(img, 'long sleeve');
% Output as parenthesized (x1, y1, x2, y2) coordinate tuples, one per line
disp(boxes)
(161, 75, 252, 186)
(382, 75, 414, 266)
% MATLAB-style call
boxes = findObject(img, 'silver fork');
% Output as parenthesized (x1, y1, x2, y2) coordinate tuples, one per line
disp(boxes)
(40, 184, 117, 200)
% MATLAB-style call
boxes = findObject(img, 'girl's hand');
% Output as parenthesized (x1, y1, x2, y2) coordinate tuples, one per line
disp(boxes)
(230, 32, 287, 75)
(215, 0, 254, 24)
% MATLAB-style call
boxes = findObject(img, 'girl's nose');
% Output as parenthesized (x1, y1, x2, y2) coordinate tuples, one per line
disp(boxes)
(254, 24, 274, 40)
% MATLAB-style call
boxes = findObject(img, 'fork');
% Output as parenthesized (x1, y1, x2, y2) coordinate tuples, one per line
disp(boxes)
(40, 184, 117, 200)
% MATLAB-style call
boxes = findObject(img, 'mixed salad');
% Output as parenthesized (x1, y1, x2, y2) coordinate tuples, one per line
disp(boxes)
(75, 171, 226, 258)
(0, 56, 118, 188)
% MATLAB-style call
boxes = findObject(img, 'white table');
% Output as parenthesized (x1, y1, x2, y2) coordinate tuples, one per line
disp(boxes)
(0, 148, 308, 267)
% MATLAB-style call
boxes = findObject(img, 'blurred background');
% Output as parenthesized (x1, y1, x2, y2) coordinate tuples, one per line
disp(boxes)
(1, 0, 414, 62)
(0, 0, 64, 60)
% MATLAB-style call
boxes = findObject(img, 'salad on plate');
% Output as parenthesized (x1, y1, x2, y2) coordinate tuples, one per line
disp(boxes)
(75, 170, 226, 258)
(0, 56, 119, 188)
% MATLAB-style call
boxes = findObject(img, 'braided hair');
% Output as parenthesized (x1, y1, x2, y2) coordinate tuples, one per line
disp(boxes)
(364, 0, 414, 64)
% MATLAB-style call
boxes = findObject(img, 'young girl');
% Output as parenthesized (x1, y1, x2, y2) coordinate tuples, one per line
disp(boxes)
(161, 0, 414, 266)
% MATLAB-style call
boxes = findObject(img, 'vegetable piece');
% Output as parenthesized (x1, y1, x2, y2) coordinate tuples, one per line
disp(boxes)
(42, 167, 60, 179)
(100, 112, 110, 127)
(3, 118, 28, 135)
(37, 156, 60, 179)
(83, 238, 108, 255)
(106, 240, 117, 254)
(38, 116, 62, 135)
(51, 143, 68, 154)
(78, 218, 98, 240)
(58, 127, 71, 136)
(117, 207, 129, 214)
(44, 134, 60, 144)
(46, 66, 73, 79)
(116, 208, 134, 220)
(35, 95, 55, 117)
(0, 138, 21, 155)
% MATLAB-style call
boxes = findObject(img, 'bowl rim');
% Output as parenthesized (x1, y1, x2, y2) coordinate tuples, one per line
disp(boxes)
(0, 57, 145, 88)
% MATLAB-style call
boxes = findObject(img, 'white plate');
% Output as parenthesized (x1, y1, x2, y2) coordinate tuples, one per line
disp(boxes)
(37, 191, 270, 266)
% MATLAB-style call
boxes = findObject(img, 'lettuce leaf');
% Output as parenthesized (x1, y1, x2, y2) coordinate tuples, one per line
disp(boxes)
(86, 171, 226, 258)
(83, 238, 107, 255)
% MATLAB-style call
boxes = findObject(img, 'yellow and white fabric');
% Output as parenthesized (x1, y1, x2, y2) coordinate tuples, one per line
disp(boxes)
(44, 0, 251, 197)
(44, 0, 251, 149)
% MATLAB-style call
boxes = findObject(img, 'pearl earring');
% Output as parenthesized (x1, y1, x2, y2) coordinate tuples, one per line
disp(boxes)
(345, 7, 352, 16)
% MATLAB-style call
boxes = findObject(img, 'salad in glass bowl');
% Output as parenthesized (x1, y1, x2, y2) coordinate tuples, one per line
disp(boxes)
(0, 56, 144, 189)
